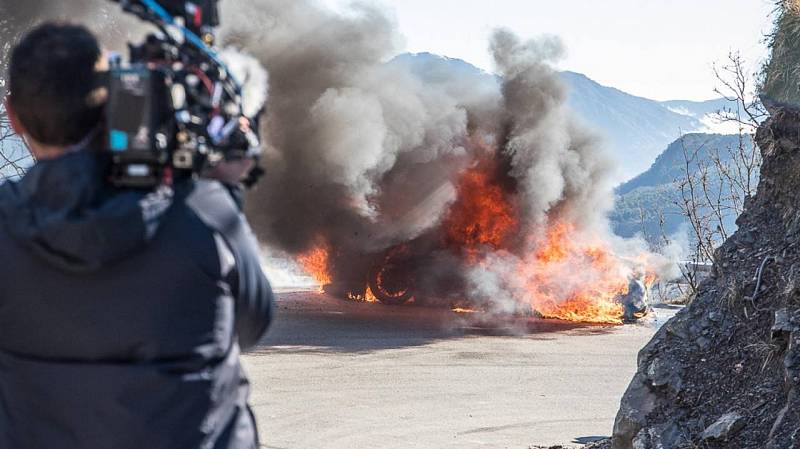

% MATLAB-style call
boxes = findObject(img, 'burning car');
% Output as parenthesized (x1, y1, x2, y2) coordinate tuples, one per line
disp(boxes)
(297, 153, 656, 324)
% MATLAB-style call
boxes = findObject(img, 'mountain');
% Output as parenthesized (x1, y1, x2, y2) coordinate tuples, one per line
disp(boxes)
(610, 133, 756, 239)
(391, 52, 737, 183)
(660, 98, 735, 120)
(561, 72, 737, 179)
(660, 98, 744, 134)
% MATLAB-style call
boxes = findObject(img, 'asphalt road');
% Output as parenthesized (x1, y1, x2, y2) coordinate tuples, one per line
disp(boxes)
(243, 291, 679, 449)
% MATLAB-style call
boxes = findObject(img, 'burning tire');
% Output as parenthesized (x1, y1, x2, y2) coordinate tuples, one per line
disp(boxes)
(368, 247, 415, 305)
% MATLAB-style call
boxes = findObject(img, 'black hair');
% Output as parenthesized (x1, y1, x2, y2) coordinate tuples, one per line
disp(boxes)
(8, 22, 103, 146)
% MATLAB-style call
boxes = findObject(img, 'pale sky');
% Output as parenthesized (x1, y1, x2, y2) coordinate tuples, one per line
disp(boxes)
(321, 0, 776, 101)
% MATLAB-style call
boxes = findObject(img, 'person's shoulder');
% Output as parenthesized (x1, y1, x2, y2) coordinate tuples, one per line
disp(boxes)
(183, 179, 243, 233)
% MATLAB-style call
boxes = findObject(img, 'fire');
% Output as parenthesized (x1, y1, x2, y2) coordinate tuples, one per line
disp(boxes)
(535, 223, 572, 263)
(534, 294, 626, 325)
(523, 222, 629, 325)
(297, 239, 332, 289)
(435, 157, 646, 325)
(295, 148, 655, 326)
(443, 160, 517, 252)
(452, 307, 478, 314)
(348, 286, 379, 303)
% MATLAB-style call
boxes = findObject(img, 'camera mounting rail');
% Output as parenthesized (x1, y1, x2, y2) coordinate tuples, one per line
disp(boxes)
(104, 0, 262, 188)
(111, 0, 241, 95)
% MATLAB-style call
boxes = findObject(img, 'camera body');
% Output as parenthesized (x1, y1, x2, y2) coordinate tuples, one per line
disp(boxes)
(154, 0, 220, 34)
(105, 0, 260, 188)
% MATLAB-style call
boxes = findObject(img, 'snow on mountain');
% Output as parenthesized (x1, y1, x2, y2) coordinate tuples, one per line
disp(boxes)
(661, 98, 744, 135)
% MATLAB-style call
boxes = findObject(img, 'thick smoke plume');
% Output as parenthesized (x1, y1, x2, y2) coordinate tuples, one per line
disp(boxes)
(219, 1, 612, 247)
(6, 0, 677, 317)
(220, 1, 479, 254)
(219, 1, 680, 317)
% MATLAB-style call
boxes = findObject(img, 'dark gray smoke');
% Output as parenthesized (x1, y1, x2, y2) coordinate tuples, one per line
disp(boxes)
(6, 0, 677, 310)
(216, 0, 680, 311)
(220, 1, 615, 255)
(220, 1, 488, 257)
(490, 29, 615, 231)
(4, 0, 612, 245)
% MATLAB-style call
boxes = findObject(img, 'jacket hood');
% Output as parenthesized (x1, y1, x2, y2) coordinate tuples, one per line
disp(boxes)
(0, 151, 173, 273)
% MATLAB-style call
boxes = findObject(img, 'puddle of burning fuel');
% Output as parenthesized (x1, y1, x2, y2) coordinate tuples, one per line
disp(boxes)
(273, 289, 682, 342)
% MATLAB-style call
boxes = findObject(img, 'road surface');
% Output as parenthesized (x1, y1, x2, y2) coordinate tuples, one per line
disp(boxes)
(243, 290, 678, 449)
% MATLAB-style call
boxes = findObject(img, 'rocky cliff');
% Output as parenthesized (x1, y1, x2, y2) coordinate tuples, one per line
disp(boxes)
(611, 107, 800, 448)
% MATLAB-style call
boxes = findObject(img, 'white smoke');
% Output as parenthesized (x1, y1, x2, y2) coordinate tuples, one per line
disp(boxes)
(8, 0, 681, 314)
(219, 48, 269, 119)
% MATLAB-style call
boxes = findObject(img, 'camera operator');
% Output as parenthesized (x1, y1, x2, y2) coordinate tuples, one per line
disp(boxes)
(0, 22, 273, 449)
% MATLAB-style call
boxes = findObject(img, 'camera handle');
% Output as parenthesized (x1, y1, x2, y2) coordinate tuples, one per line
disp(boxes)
(117, 0, 242, 96)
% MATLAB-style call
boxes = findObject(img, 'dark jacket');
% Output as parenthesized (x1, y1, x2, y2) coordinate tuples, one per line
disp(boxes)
(0, 151, 274, 449)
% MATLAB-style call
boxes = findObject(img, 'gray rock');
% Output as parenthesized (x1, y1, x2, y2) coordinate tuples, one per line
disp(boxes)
(613, 373, 658, 449)
(665, 316, 689, 340)
(629, 425, 685, 449)
(772, 309, 795, 341)
(696, 336, 711, 349)
(637, 329, 665, 371)
(658, 423, 687, 449)
(701, 412, 746, 441)
(645, 358, 683, 393)
(610, 110, 800, 449)
(647, 358, 669, 387)
(631, 429, 651, 449)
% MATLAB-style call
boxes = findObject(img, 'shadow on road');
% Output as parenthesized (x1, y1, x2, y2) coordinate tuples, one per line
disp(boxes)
(573, 436, 610, 444)
(252, 291, 620, 354)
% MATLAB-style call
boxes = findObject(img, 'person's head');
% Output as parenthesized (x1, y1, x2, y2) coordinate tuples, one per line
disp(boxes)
(5, 22, 106, 160)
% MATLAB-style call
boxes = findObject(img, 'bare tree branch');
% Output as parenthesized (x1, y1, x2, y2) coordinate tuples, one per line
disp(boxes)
(674, 52, 763, 292)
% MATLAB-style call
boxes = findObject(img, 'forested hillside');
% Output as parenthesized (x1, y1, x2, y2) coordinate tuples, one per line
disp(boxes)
(611, 133, 756, 240)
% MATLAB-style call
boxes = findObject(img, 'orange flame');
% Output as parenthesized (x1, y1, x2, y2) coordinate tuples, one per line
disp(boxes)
(523, 222, 628, 324)
(443, 160, 517, 253)
(297, 239, 332, 289)
(440, 159, 642, 325)
(348, 286, 379, 303)
(452, 307, 478, 314)
(297, 146, 654, 325)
